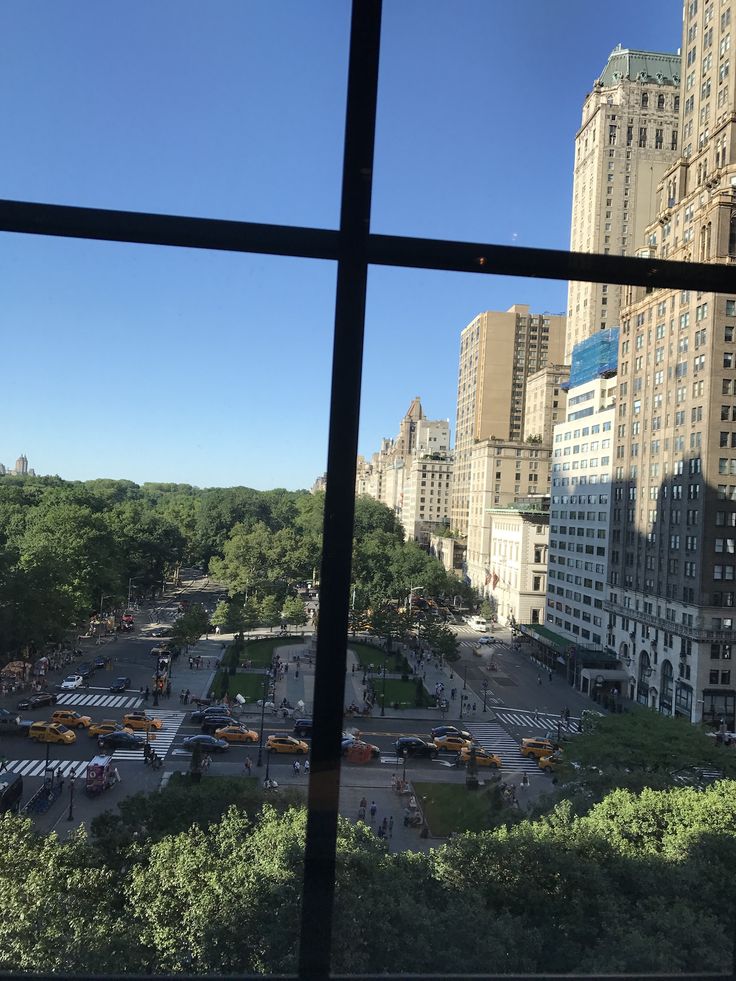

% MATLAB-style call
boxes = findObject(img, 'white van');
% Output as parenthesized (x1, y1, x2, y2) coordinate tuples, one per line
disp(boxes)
(469, 616, 488, 632)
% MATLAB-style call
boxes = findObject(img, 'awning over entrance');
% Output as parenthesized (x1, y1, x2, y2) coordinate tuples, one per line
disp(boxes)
(580, 668, 630, 683)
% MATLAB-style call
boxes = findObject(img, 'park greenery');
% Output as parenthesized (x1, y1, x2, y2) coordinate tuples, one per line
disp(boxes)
(0, 777, 734, 974)
(0, 476, 472, 658)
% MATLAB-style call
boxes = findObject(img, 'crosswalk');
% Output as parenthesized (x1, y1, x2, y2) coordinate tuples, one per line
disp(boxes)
(467, 721, 539, 773)
(56, 691, 143, 709)
(109, 709, 187, 759)
(0, 759, 92, 778)
(494, 707, 580, 734)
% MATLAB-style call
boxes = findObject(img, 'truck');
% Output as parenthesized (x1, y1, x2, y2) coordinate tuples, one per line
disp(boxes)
(0, 709, 31, 736)
(468, 616, 488, 632)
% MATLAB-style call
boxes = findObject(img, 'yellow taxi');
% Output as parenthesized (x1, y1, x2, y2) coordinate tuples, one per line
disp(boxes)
(28, 722, 76, 745)
(520, 737, 557, 759)
(266, 735, 309, 755)
(51, 709, 91, 729)
(123, 712, 163, 732)
(538, 751, 563, 772)
(214, 726, 259, 744)
(457, 745, 501, 769)
(88, 720, 134, 738)
(433, 733, 474, 752)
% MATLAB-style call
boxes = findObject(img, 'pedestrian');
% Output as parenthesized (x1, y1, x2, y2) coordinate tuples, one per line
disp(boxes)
(285, 663, 289, 674)
(359, 795, 367, 812)
(381, 817, 388, 835)
(304, 760, 310, 774)
(548, 670, 553, 682)
(144, 686, 149, 702)
(565, 707, 571, 724)
(295, 667, 299, 679)
(188, 657, 193, 670)
(533, 707, 539, 722)
(244, 756, 252, 776)
(369, 800, 377, 823)
(180, 689, 185, 704)
(166, 680, 172, 697)
(537, 673, 542, 685)
(351, 663, 355, 674)
(388, 815, 394, 837)
(185, 688, 190, 704)
(391, 773, 397, 791)
(113, 767, 121, 785)
(377, 824, 385, 839)
(358, 804, 366, 821)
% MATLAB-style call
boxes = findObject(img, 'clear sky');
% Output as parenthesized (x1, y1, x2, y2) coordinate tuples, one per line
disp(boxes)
(0, 1, 681, 489)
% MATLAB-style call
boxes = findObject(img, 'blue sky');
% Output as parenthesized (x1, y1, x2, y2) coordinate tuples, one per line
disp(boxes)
(0, 1, 681, 488)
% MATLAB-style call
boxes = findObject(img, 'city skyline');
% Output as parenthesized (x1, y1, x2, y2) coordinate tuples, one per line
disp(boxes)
(1, 1, 680, 488)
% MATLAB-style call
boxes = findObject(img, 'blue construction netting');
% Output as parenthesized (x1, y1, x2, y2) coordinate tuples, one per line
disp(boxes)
(563, 327, 619, 391)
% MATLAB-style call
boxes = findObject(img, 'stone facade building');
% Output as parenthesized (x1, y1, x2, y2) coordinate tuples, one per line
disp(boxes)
(523, 364, 570, 445)
(566, 45, 681, 361)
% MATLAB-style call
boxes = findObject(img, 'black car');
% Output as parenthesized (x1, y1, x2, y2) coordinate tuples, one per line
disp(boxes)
(182, 734, 229, 753)
(109, 676, 131, 693)
(190, 705, 230, 723)
(93, 655, 109, 669)
(395, 736, 438, 759)
(293, 718, 313, 738)
(430, 725, 472, 740)
(98, 730, 146, 750)
(16, 692, 57, 710)
(201, 715, 238, 734)
(75, 663, 94, 679)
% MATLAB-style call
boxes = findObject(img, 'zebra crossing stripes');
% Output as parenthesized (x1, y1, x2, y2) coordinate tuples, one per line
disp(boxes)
(0, 759, 91, 778)
(493, 708, 580, 733)
(56, 692, 143, 709)
(467, 721, 539, 773)
(109, 709, 186, 760)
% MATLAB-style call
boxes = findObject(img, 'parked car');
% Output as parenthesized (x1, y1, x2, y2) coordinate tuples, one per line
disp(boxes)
(190, 705, 230, 723)
(214, 726, 259, 744)
(456, 746, 501, 768)
(293, 718, 313, 738)
(98, 730, 146, 750)
(182, 734, 229, 753)
(60, 675, 84, 690)
(201, 715, 238, 734)
(430, 725, 472, 740)
(341, 738, 380, 760)
(266, 735, 309, 755)
(17, 692, 57, 710)
(520, 737, 558, 760)
(28, 722, 76, 745)
(109, 677, 131, 693)
(394, 736, 438, 759)
(51, 710, 91, 729)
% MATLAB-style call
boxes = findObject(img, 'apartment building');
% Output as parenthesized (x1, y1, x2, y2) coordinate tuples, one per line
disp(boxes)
(523, 364, 570, 445)
(607, 0, 736, 729)
(566, 45, 680, 361)
(452, 306, 565, 537)
(465, 439, 551, 592)
(486, 502, 550, 627)
(400, 453, 453, 544)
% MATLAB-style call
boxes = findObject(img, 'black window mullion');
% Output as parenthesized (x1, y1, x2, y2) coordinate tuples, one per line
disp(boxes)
(297, 2, 382, 978)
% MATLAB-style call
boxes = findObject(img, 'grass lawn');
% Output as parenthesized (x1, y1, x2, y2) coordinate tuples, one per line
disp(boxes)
(242, 637, 304, 667)
(413, 781, 506, 836)
(348, 640, 410, 674)
(221, 671, 272, 702)
(375, 677, 431, 709)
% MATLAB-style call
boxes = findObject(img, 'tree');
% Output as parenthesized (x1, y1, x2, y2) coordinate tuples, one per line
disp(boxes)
(172, 604, 210, 650)
(210, 600, 230, 629)
(259, 594, 281, 630)
(479, 599, 495, 620)
(281, 595, 307, 628)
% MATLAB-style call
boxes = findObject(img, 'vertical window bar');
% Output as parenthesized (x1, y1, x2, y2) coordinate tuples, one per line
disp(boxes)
(297, 1, 382, 978)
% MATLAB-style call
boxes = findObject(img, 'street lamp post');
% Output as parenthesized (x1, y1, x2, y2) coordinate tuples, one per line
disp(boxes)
(257, 670, 269, 767)
(66, 769, 77, 822)
(381, 656, 387, 717)
(482, 679, 488, 713)
(463, 665, 467, 691)
(264, 748, 272, 784)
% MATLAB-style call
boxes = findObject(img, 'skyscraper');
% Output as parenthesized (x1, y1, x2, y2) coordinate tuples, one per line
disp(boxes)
(451, 306, 565, 537)
(566, 45, 681, 362)
(608, 0, 736, 729)
(14, 454, 28, 475)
